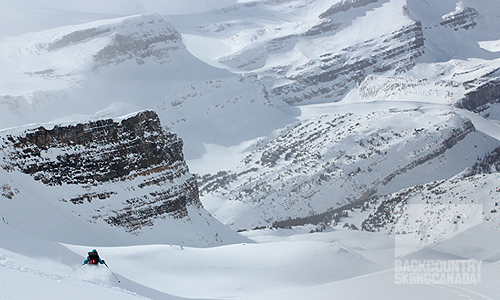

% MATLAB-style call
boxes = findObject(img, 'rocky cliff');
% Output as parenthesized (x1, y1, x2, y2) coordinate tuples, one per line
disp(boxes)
(215, 0, 425, 105)
(269, 21, 424, 105)
(199, 103, 500, 230)
(0, 110, 242, 245)
(457, 70, 500, 113)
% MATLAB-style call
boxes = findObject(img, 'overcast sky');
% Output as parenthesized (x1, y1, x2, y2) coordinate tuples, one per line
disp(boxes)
(0, 0, 236, 36)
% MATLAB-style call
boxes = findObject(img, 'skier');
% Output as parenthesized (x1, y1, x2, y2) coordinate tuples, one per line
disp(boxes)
(83, 249, 106, 265)
(82, 249, 121, 282)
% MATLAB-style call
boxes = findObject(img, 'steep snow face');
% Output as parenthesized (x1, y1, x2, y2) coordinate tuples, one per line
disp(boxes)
(0, 111, 245, 246)
(154, 74, 298, 160)
(344, 172, 500, 256)
(199, 101, 500, 229)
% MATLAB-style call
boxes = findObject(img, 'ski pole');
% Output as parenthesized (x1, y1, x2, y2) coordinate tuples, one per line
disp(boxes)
(104, 262, 121, 283)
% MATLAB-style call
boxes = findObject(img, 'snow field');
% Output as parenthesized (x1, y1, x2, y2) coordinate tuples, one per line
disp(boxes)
(3, 224, 499, 300)
(0, 248, 147, 300)
(65, 231, 385, 299)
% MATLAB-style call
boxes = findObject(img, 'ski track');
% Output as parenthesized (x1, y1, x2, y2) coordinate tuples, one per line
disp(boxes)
(431, 284, 494, 300)
(0, 254, 146, 299)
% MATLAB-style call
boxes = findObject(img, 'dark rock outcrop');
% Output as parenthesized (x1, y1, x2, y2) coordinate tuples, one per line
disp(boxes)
(457, 76, 500, 113)
(469, 146, 500, 175)
(440, 7, 478, 31)
(0, 110, 201, 233)
(270, 21, 425, 105)
(3, 110, 183, 186)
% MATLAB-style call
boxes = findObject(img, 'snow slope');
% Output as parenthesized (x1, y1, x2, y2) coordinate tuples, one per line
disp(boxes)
(1, 1, 500, 299)
(199, 100, 500, 229)
(2, 221, 500, 300)
(0, 111, 248, 247)
(0, 227, 180, 300)
(0, 13, 297, 161)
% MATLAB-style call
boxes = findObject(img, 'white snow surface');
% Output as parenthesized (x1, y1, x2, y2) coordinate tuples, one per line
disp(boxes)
(2, 221, 500, 299)
(1, 0, 500, 299)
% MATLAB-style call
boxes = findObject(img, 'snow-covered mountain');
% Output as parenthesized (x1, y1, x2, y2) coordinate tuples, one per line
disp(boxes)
(1, 0, 500, 234)
(169, 0, 500, 107)
(0, 110, 245, 247)
(199, 101, 500, 229)
(1, 0, 500, 299)
(1, 0, 499, 239)
(0, 13, 295, 159)
(182, 0, 500, 229)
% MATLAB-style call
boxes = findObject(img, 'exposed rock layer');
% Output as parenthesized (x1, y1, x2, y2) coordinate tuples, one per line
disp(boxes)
(1, 110, 201, 233)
